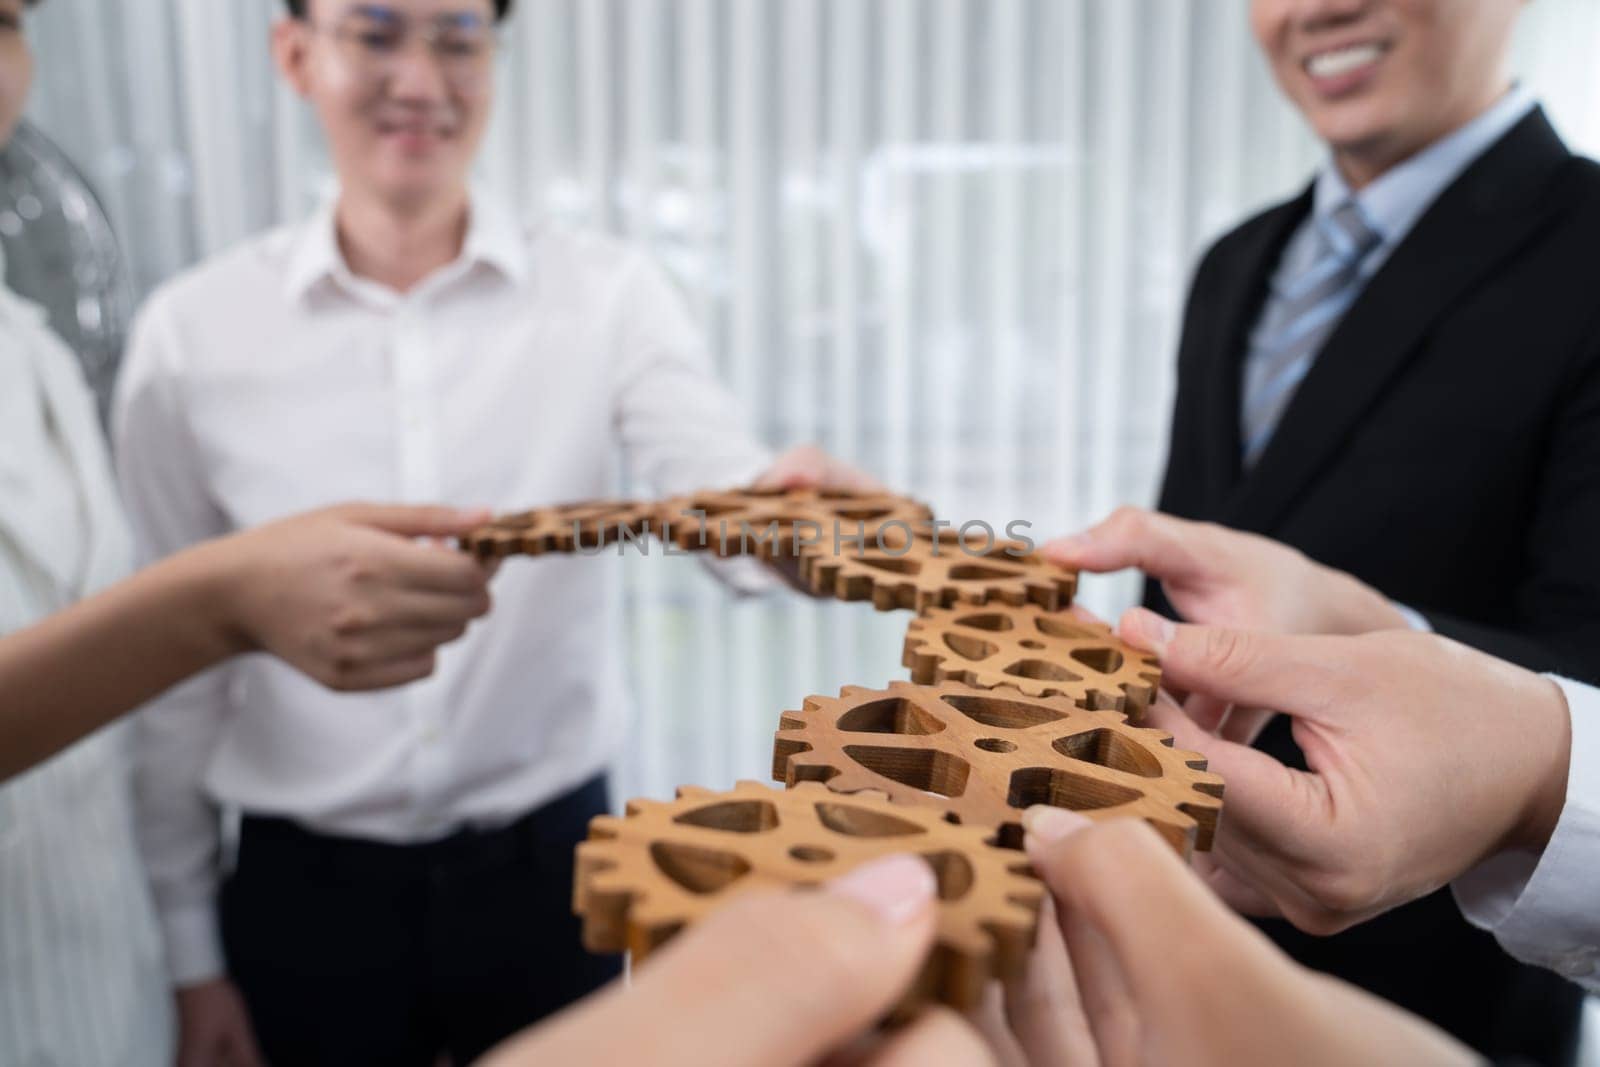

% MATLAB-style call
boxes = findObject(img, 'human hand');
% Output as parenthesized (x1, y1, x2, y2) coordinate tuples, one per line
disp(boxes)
(752, 444, 887, 493)
(1019, 812, 1476, 1067)
(1119, 609, 1573, 935)
(196, 503, 494, 691)
(175, 978, 266, 1067)
(1042, 507, 1409, 637)
(480, 854, 994, 1066)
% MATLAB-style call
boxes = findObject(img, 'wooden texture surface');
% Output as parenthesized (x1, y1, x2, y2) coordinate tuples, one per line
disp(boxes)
(903, 603, 1161, 719)
(773, 681, 1223, 855)
(802, 525, 1079, 613)
(573, 780, 1044, 1011)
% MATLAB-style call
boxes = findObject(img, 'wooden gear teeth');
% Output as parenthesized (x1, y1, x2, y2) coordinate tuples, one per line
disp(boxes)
(904, 603, 1161, 720)
(572, 780, 1044, 1011)
(772, 681, 1223, 856)
(802, 526, 1079, 613)
(652, 485, 934, 559)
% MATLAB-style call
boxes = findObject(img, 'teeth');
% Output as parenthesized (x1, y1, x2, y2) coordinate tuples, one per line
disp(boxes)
(1306, 43, 1383, 80)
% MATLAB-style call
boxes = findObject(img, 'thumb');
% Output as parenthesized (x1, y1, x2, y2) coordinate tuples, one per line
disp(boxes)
(334, 503, 494, 540)
(490, 855, 940, 1067)
(1118, 608, 1342, 725)
(1142, 695, 1320, 853)
(636, 855, 939, 1065)
(1023, 815, 1237, 1007)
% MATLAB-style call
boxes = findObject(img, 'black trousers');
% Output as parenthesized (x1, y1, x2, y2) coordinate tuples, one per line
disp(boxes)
(220, 775, 621, 1067)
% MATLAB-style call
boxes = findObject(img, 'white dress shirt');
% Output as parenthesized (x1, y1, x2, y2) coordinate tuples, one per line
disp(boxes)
(113, 192, 773, 986)
(0, 245, 172, 1065)
(1454, 677, 1600, 993)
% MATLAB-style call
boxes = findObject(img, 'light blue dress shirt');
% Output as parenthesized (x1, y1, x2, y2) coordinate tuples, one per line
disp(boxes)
(1252, 82, 1538, 334)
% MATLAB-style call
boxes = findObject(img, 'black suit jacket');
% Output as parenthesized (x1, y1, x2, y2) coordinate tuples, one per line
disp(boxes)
(1151, 108, 1600, 1064)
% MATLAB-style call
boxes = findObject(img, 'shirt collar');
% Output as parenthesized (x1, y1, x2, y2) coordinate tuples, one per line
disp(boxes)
(282, 187, 530, 306)
(1313, 83, 1538, 249)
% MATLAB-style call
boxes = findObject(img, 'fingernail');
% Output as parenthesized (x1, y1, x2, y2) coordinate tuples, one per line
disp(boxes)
(1124, 608, 1176, 653)
(1022, 806, 1093, 844)
(828, 854, 937, 926)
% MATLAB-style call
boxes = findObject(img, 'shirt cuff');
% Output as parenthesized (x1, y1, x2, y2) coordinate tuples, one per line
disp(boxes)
(159, 902, 227, 987)
(1452, 676, 1600, 987)
(1391, 602, 1433, 632)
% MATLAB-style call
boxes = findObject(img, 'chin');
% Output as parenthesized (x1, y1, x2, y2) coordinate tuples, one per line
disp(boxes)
(1308, 101, 1400, 160)
(372, 166, 467, 206)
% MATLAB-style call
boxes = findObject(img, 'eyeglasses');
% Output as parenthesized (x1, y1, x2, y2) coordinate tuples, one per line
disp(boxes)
(304, 5, 498, 92)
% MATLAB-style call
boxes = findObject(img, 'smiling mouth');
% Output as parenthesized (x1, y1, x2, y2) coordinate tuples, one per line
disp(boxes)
(376, 117, 458, 142)
(1303, 41, 1390, 81)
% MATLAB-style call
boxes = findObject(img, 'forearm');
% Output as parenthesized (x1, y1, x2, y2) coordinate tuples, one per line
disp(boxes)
(0, 539, 240, 780)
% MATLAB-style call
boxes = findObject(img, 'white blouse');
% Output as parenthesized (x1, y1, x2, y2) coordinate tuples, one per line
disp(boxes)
(0, 245, 172, 1066)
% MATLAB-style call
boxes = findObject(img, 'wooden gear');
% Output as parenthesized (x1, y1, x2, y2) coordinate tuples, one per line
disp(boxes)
(802, 525, 1078, 613)
(772, 681, 1223, 855)
(462, 500, 656, 560)
(653, 485, 934, 559)
(460, 484, 1224, 1007)
(903, 603, 1160, 719)
(573, 780, 1044, 1011)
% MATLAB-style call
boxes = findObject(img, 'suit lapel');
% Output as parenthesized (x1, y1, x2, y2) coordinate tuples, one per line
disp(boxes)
(1195, 189, 1313, 504)
(1222, 109, 1574, 533)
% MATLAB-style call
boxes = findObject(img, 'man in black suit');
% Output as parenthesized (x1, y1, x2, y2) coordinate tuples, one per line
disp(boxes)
(1048, 0, 1600, 1063)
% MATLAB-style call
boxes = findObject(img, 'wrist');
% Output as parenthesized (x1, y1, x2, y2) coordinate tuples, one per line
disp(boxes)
(173, 535, 257, 660)
(1510, 677, 1573, 854)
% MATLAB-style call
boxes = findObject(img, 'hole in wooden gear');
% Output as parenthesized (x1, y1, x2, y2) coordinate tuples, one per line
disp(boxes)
(837, 697, 948, 736)
(1019, 639, 1046, 651)
(672, 799, 782, 833)
(1071, 646, 1125, 674)
(843, 745, 972, 798)
(650, 842, 753, 894)
(859, 556, 924, 575)
(1002, 659, 1084, 684)
(941, 693, 1069, 730)
(943, 632, 1000, 660)
(947, 563, 1026, 582)
(1052, 729, 1162, 777)
(974, 738, 1017, 753)
(1007, 767, 1144, 811)
(831, 507, 895, 521)
(950, 612, 1016, 633)
(919, 850, 976, 901)
(813, 801, 930, 838)
(789, 845, 836, 863)
(1033, 613, 1093, 640)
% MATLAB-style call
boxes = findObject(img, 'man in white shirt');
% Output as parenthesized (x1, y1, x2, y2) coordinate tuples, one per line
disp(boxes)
(113, 2, 867, 1064)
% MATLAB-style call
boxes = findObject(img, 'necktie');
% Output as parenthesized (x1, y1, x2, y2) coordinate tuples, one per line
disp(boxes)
(1240, 200, 1383, 466)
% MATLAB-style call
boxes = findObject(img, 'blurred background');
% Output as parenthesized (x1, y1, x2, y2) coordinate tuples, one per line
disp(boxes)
(15, 0, 1600, 816)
